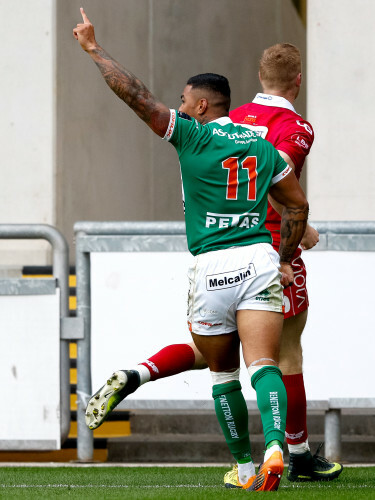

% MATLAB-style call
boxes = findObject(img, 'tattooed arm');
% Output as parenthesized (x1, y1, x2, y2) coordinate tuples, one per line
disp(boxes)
(269, 172, 309, 287)
(269, 151, 319, 250)
(73, 8, 170, 137)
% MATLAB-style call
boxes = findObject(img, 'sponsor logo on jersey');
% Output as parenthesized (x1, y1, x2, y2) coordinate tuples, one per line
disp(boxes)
(296, 120, 313, 135)
(206, 264, 256, 291)
(212, 127, 258, 144)
(205, 211, 260, 229)
(257, 94, 273, 100)
(240, 123, 268, 139)
(291, 133, 310, 150)
(244, 115, 257, 125)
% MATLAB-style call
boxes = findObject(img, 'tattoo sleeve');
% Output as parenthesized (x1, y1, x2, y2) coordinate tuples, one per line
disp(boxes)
(278, 206, 309, 263)
(90, 46, 167, 132)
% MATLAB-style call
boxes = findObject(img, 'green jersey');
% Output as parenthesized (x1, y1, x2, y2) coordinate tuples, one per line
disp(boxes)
(164, 110, 291, 256)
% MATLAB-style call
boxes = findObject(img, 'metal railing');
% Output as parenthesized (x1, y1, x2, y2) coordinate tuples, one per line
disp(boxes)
(0, 224, 71, 443)
(74, 220, 375, 461)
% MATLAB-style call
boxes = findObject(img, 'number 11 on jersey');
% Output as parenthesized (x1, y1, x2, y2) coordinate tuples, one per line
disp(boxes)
(222, 156, 257, 201)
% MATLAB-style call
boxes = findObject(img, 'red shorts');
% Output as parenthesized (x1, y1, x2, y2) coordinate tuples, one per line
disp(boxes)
(282, 249, 309, 319)
(269, 229, 309, 319)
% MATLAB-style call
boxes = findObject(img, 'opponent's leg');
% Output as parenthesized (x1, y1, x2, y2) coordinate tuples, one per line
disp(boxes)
(279, 310, 343, 481)
(279, 310, 308, 449)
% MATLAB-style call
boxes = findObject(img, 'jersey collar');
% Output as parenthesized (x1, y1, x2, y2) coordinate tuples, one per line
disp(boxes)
(252, 93, 297, 113)
(207, 116, 233, 126)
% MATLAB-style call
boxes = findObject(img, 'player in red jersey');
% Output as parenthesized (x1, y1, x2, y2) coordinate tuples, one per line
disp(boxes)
(85, 43, 343, 483)
(225, 45, 342, 483)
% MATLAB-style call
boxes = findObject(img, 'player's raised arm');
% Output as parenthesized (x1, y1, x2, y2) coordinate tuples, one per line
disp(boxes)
(73, 8, 170, 137)
(269, 172, 309, 287)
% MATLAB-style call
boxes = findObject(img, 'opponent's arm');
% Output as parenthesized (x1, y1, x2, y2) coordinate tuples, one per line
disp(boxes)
(269, 150, 318, 250)
(269, 172, 309, 287)
(73, 8, 170, 137)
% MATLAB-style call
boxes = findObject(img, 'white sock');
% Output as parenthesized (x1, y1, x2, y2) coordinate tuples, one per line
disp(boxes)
(128, 365, 151, 385)
(288, 439, 310, 455)
(238, 461, 256, 485)
(264, 444, 284, 462)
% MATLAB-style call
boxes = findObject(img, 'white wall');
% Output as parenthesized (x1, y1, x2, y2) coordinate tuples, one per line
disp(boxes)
(307, 0, 375, 220)
(90, 250, 374, 404)
(0, 0, 55, 264)
(0, 292, 60, 449)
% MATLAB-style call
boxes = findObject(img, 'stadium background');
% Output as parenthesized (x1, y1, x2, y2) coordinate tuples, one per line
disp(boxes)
(0, 0, 374, 465)
(2, 0, 373, 266)
(1, 0, 309, 265)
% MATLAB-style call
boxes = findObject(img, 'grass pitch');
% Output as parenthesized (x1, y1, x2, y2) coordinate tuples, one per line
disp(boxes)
(0, 465, 374, 499)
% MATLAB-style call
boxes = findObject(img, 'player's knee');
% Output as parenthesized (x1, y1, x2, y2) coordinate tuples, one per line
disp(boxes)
(210, 368, 240, 385)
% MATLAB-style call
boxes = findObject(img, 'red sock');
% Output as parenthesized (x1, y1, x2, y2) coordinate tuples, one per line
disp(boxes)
(283, 373, 308, 445)
(140, 344, 196, 381)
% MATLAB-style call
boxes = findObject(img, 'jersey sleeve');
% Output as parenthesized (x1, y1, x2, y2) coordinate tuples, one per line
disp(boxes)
(271, 149, 292, 185)
(163, 109, 201, 153)
(276, 118, 314, 169)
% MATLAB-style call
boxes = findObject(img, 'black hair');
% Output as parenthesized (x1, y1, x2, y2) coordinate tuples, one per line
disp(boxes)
(187, 73, 231, 111)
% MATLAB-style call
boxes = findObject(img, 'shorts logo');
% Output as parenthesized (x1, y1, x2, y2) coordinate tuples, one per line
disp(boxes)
(206, 265, 256, 291)
(198, 320, 223, 327)
(255, 289, 271, 302)
(199, 307, 218, 317)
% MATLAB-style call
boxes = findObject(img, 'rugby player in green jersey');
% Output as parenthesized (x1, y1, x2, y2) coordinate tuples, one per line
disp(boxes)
(74, 9, 308, 491)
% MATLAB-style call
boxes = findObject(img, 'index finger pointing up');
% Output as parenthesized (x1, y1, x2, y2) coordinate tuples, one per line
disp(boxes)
(80, 7, 91, 24)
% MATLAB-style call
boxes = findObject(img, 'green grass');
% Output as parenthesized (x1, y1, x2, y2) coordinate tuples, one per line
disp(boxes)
(0, 466, 374, 499)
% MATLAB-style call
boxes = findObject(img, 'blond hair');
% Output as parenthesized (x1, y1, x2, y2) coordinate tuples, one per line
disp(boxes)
(259, 43, 301, 91)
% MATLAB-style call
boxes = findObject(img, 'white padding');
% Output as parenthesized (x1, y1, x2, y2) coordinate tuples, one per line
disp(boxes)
(210, 368, 240, 385)
(247, 364, 274, 379)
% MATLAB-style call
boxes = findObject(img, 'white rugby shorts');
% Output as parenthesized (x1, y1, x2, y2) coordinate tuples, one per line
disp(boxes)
(187, 243, 283, 336)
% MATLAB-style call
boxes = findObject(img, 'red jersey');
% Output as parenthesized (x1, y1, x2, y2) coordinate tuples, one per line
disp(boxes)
(229, 93, 314, 240)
